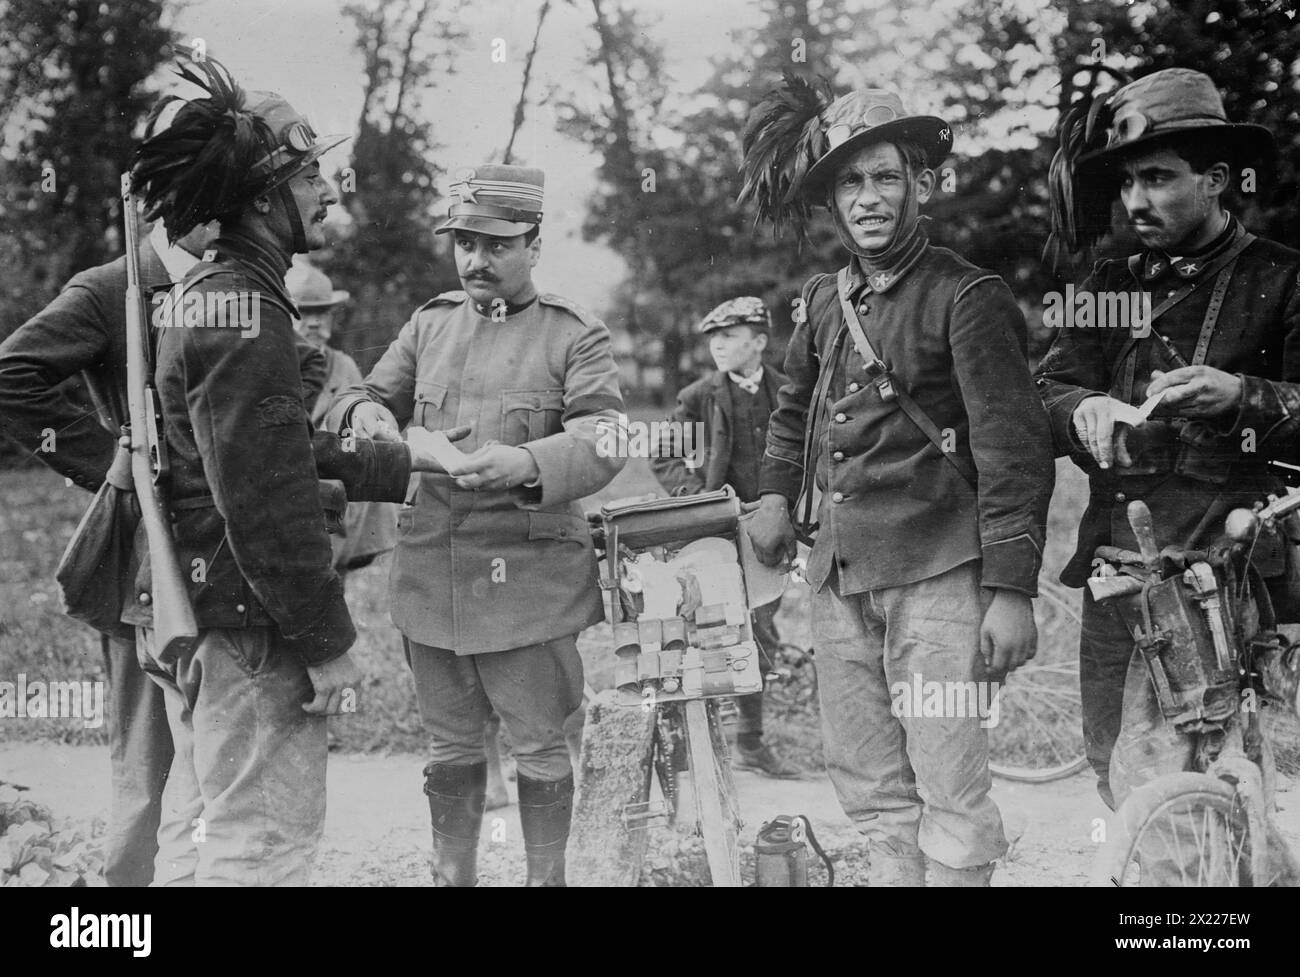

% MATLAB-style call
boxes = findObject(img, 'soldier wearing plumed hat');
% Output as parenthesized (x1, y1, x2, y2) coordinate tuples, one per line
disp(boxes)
(740, 78, 1055, 886)
(1036, 67, 1300, 818)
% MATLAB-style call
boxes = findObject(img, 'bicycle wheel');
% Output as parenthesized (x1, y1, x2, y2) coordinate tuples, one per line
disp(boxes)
(1097, 772, 1273, 887)
(680, 697, 742, 886)
(988, 578, 1089, 782)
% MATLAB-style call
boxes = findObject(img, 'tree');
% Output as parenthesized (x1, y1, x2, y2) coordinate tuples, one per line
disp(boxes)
(320, 0, 467, 374)
(553, 0, 859, 394)
(503, 0, 559, 165)
(0, 0, 175, 340)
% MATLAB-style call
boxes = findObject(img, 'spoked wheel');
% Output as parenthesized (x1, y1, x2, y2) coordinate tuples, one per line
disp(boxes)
(1098, 772, 1273, 887)
(988, 579, 1089, 782)
(679, 697, 742, 886)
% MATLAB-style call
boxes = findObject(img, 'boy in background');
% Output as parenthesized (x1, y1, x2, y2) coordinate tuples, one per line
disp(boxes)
(652, 297, 799, 779)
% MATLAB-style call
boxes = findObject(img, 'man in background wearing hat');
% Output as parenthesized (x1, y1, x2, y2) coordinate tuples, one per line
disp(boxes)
(1036, 68, 1300, 811)
(127, 59, 464, 885)
(286, 258, 398, 579)
(650, 296, 799, 779)
(742, 84, 1054, 885)
(330, 164, 626, 887)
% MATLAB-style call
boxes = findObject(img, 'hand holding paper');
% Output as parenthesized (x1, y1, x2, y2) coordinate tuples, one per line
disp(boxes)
(407, 425, 474, 475)
(1145, 366, 1244, 419)
(1109, 389, 1169, 428)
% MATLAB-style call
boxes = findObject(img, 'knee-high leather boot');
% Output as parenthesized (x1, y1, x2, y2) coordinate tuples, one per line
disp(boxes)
(516, 773, 574, 887)
(423, 761, 487, 887)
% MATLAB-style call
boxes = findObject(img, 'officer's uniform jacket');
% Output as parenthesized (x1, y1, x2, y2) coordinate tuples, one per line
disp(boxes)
(1035, 220, 1300, 586)
(651, 366, 787, 498)
(118, 231, 413, 665)
(761, 238, 1055, 597)
(328, 290, 627, 654)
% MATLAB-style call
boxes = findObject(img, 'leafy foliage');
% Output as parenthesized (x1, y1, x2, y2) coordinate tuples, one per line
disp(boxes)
(0, 0, 175, 340)
(0, 784, 104, 886)
(317, 0, 467, 375)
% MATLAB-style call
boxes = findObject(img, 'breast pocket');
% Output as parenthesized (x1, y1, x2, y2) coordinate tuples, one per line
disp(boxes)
(501, 388, 564, 446)
(414, 381, 448, 430)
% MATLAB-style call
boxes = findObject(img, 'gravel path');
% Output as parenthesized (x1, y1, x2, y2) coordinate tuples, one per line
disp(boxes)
(10, 741, 1294, 886)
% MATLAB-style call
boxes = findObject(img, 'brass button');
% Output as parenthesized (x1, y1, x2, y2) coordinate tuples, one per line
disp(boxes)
(835, 412, 847, 423)
(1115, 492, 1127, 503)
(833, 451, 845, 462)
(832, 492, 844, 503)
(848, 382, 860, 393)
(138, 592, 151, 605)
(235, 603, 246, 614)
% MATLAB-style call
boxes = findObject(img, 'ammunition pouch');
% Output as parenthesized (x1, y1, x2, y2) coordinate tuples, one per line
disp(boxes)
(1118, 418, 1236, 486)
(1115, 574, 1238, 732)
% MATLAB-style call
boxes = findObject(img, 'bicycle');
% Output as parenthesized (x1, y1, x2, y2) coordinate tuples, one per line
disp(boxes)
(1091, 496, 1300, 886)
(569, 489, 769, 887)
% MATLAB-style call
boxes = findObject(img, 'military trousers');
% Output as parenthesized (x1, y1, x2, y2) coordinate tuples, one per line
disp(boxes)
(810, 561, 1008, 869)
(405, 635, 584, 782)
(137, 626, 326, 886)
(101, 634, 173, 887)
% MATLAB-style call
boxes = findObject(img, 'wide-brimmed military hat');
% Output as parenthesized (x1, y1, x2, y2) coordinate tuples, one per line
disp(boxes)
(699, 296, 771, 334)
(1076, 68, 1274, 175)
(286, 259, 349, 310)
(435, 165, 544, 237)
(803, 89, 953, 196)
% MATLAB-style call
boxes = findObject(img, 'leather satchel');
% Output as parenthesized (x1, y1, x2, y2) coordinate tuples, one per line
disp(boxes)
(55, 440, 140, 641)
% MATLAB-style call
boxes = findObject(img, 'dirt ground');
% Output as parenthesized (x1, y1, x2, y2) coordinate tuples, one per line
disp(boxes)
(3, 739, 1296, 886)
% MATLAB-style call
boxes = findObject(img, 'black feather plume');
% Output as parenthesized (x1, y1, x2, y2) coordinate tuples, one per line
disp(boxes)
(1043, 64, 1131, 273)
(131, 53, 274, 241)
(737, 72, 834, 239)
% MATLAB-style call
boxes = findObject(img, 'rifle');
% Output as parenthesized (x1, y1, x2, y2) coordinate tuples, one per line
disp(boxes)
(121, 173, 199, 664)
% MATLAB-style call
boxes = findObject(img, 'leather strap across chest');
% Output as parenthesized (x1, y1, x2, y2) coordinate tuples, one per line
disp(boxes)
(835, 267, 978, 488)
(1115, 232, 1254, 401)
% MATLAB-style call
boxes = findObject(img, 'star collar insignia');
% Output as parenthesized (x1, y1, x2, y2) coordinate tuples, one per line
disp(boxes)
(1178, 261, 1199, 276)
(870, 272, 893, 291)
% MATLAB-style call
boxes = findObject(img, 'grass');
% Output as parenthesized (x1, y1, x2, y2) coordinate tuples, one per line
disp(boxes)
(0, 468, 108, 746)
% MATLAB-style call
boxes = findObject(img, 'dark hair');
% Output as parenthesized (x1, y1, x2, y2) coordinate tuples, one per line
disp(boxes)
(523, 226, 540, 246)
(891, 137, 932, 177)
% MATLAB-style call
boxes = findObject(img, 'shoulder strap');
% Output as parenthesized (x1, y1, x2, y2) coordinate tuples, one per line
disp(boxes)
(1190, 263, 1234, 367)
(835, 268, 978, 488)
(1112, 231, 1256, 398)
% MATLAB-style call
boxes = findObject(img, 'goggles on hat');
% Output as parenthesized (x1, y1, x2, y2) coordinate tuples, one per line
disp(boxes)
(252, 121, 320, 180)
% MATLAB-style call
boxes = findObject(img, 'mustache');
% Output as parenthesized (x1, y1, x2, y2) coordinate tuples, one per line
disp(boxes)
(464, 273, 498, 282)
